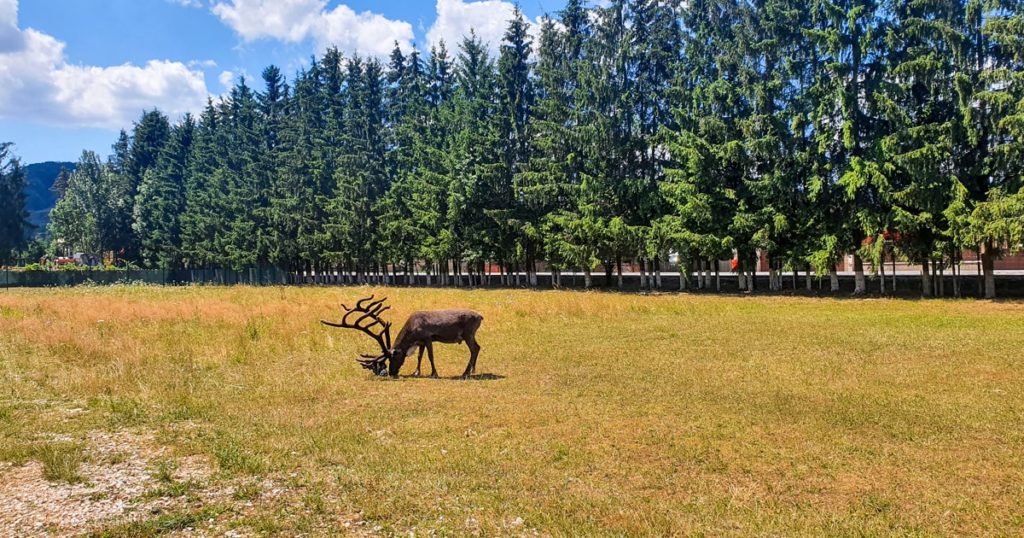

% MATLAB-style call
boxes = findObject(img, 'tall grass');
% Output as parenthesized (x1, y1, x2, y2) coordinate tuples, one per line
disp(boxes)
(1, 286, 1023, 535)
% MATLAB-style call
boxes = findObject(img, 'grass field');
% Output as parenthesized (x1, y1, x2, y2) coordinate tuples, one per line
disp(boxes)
(1, 286, 1023, 536)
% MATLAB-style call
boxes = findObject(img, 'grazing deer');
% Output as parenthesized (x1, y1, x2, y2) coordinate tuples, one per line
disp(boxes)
(321, 296, 483, 379)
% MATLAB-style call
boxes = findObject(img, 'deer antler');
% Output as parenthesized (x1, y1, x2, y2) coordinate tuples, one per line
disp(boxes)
(321, 295, 393, 359)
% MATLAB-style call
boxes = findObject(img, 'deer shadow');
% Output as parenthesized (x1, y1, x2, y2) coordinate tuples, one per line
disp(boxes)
(401, 373, 506, 382)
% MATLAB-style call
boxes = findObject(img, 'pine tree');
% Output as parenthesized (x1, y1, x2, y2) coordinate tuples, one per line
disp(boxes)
(326, 56, 389, 280)
(378, 45, 430, 280)
(948, 0, 1024, 297)
(879, 0, 961, 296)
(214, 79, 269, 270)
(180, 100, 227, 268)
(522, 4, 590, 282)
(133, 115, 195, 268)
(448, 33, 503, 284)
(124, 110, 171, 262)
(407, 43, 457, 284)
(807, 0, 892, 293)
(495, 8, 536, 284)
(268, 61, 330, 274)
(0, 143, 30, 263)
(663, 0, 746, 290)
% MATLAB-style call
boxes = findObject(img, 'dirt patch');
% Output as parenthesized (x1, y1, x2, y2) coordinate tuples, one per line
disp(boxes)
(0, 431, 214, 537)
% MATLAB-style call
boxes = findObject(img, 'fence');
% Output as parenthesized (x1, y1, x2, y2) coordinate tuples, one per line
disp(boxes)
(3, 266, 1024, 297)
(1, 267, 292, 288)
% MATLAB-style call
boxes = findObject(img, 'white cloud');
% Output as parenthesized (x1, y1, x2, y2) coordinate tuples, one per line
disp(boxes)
(167, 0, 203, 7)
(211, 0, 414, 57)
(0, 1, 210, 129)
(188, 59, 218, 69)
(426, 0, 520, 54)
(219, 70, 234, 88)
(0, 0, 22, 52)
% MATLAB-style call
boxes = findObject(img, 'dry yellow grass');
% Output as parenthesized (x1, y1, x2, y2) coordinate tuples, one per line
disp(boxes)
(1, 285, 1023, 536)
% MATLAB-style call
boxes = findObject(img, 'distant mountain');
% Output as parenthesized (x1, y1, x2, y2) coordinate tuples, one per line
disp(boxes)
(24, 161, 76, 235)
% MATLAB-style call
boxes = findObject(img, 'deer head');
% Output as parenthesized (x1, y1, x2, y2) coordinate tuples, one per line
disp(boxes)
(321, 295, 394, 377)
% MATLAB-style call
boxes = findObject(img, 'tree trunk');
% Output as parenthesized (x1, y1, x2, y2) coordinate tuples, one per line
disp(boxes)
(853, 254, 866, 294)
(976, 242, 996, 299)
(806, 268, 812, 291)
(879, 256, 886, 295)
(830, 269, 840, 292)
(655, 258, 662, 289)
(952, 251, 961, 298)
(584, 267, 592, 289)
(976, 246, 984, 297)
(679, 262, 687, 291)
(616, 256, 624, 290)
(639, 258, 647, 290)
(891, 254, 897, 292)
(715, 264, 721, 292)
(937, 259, 945, 298)
(920, 260, 933, 297)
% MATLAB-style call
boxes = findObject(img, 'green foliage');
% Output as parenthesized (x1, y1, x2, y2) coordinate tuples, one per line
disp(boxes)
(31, 0, 1024, 296)
(0, 143, 30, 262)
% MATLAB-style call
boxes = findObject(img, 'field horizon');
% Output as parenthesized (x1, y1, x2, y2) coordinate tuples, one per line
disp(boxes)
(1, 286, 1022, 536)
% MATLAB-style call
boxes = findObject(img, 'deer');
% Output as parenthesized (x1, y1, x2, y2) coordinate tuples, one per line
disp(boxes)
(321, 295, 483, 379)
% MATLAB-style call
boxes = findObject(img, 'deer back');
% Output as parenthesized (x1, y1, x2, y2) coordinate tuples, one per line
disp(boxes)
(395, 309, 483, 350)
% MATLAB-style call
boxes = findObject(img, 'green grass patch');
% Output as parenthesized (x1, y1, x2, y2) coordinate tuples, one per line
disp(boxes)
(36, 441, 87, 484)
(87, 505, 229, 538)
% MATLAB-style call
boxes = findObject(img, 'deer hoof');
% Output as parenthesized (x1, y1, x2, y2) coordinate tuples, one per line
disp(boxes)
(430, 372, 439, 379)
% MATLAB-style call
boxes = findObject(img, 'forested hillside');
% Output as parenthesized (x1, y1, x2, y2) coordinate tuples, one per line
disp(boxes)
(15, 0, 1024, 297)
(24, 161, 76, 233)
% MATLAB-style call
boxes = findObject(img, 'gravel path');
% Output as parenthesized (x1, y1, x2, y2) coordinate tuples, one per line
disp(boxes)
(0, 431, 214, 537)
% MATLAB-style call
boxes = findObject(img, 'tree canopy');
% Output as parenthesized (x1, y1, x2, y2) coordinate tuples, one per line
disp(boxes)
(30, 0, 1024, 296)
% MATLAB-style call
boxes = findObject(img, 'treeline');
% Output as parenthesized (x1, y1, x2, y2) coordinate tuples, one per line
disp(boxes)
(17, 0, 1024, 297)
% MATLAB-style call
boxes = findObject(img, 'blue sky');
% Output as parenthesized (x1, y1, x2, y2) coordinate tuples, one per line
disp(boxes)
(1, 0, 566, 164)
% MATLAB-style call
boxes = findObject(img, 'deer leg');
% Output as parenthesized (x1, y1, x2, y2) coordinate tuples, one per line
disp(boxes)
(426, 342, 438, 378)
(462, 335, 480, 378)
(412, 345, 425, 377)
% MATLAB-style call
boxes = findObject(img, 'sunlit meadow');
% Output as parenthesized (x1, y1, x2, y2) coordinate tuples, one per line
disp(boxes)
(1, 286, 1023, 536)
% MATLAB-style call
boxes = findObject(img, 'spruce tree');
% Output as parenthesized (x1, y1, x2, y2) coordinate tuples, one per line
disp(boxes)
(879, 0, 960, 296)
(180, 100, 226, 269)
(0, 143, 30, 263)
(948, 0, 1024, 297)
(133, 115, 195, 268)
(807, 0, 891, 293)
(495, 8, 536, 284)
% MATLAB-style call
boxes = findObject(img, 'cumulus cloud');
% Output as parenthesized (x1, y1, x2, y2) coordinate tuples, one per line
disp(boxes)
(426, 0, 526, 54)
(211, 0, 414, 57)
(0, 0, 23, 52)
(218, 70, 235, 88)
(0, 1, 210, 129)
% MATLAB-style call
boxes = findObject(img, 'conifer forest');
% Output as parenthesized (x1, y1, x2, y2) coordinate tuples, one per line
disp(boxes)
(4, 0, 1024, 297)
